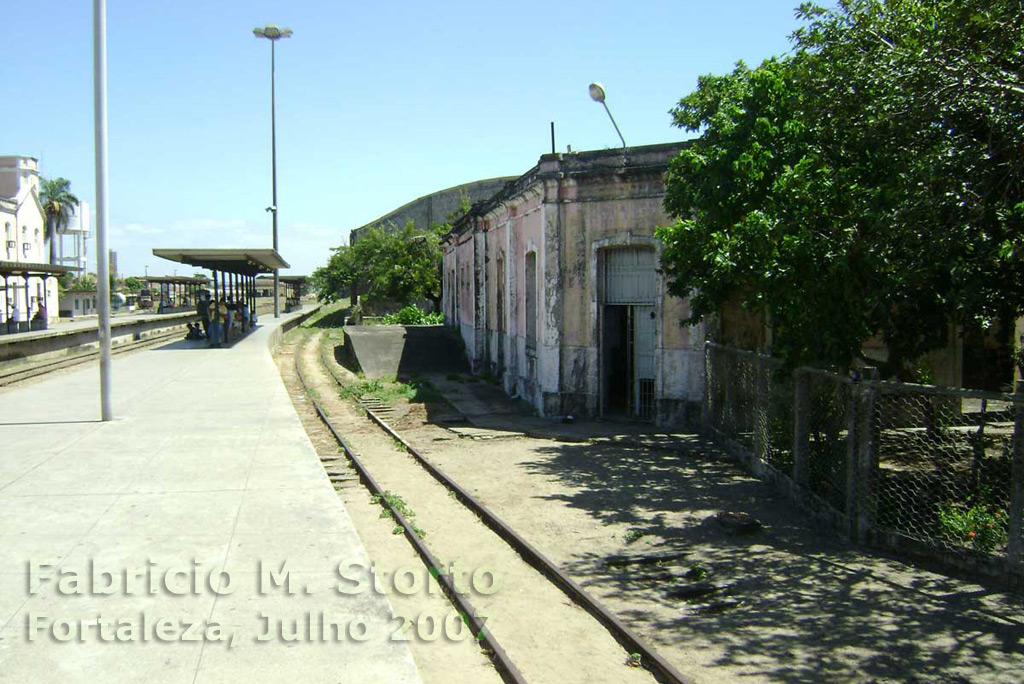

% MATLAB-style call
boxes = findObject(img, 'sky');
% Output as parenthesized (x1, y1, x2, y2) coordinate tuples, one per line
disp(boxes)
(2, 1, 809, 278)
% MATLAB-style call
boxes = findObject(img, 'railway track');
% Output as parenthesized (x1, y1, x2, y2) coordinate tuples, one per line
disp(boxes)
(0, 326, 188, 387)
(290, 329, 691, 684)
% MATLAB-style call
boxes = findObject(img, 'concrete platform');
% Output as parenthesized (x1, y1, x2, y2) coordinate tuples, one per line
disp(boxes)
(0, 314, 421, 683)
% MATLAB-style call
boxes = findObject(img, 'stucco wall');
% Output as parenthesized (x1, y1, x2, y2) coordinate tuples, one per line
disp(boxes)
(442, 142, 704, 425)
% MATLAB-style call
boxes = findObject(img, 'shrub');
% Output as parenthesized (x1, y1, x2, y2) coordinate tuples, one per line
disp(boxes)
(382, 305, 442, 325)
(936, 494, 1008, 554)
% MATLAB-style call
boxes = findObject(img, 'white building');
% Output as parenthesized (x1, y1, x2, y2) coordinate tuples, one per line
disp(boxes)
(1, 155, 66, 331)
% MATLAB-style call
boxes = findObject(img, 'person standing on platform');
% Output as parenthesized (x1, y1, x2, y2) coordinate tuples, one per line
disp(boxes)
(208, 297, 224, 348)
(197, 291, 211, 339)
(224, 297, 235, 343)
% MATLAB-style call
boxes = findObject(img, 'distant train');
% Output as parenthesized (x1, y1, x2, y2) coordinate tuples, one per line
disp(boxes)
(137, 288, 153, 309)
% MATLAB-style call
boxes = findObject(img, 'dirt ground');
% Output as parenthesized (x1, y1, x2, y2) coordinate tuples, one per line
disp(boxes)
(313, 349, 1024, 684)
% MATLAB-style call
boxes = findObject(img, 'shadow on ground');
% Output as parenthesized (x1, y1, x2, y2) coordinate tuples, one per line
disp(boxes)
(520, 433, 1023, 683)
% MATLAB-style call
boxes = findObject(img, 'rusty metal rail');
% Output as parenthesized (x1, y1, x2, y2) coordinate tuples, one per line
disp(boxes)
(292, 334, 528, 684)
(315, 335, 692, 684)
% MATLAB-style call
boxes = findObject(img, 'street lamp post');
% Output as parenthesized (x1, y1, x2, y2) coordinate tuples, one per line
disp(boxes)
(588, 82, 627, 164)
(253, 23, 292, 319)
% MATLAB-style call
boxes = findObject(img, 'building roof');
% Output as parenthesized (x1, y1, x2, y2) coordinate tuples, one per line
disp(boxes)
(444, 141, 689, 243)
(0, 260, 76, 277)
(151, 248, 289, 276)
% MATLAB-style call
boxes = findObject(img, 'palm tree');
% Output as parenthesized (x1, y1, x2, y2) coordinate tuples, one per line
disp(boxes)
(39, 177, 79, 265)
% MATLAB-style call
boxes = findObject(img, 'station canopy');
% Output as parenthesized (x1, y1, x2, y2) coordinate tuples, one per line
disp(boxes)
(0, 260, 76, 277)
(144, 275, 208, 284)
(151, 248, 289, 276)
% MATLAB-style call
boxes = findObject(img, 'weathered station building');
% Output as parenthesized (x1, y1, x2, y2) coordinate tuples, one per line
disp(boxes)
(441, 142, 706, 426)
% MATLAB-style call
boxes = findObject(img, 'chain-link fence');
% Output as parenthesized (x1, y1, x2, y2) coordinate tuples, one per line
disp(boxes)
(704, 342, 1024, 578)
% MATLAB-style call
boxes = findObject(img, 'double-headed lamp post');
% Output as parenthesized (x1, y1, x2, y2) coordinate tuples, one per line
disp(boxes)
(588, 82, 627, 164)
(253, 23, 292, 318)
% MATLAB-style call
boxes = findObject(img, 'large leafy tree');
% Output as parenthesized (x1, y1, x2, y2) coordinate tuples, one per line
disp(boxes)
(312, 221, 442, 310)
(39, 177, 80, 266)
(657, 0, 1024, 374)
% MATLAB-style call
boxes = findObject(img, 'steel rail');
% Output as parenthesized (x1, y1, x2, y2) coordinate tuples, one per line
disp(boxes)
(292, 334, 528, 684)
(316, 336, 692, 684)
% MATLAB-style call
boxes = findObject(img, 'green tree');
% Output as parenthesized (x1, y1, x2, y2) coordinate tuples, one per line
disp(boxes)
(39, 177, 80, 266)
(122, 276, 144, 293)
(657, 0, 1024, 374)
(62, 274, 97, 292)
(312, 221, 442, 310)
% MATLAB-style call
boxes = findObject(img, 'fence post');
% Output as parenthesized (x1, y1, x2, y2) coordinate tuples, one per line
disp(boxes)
(723, 347, 734, 435)
(701, 343, 711, 429)
(856, 368, 880, 542)
(846, 367, 879, 542)
(1008, 381, 1024, 567)
(845, 374, 859, 538)
(755, 354, 769, 462)
(793, 368, 811, 488)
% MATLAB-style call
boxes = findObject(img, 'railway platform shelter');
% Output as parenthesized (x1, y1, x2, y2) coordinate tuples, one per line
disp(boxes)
(144, 275, 209, 313)
(1, 260, 75, 334)
(152, 248, 289, 320)
(280, 275, 308, 313)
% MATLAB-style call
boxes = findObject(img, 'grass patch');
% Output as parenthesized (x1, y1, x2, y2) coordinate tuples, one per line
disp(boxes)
(305, 303, 350, 329)
(623, 528, 645, 544)
(339, 374, 448, 407)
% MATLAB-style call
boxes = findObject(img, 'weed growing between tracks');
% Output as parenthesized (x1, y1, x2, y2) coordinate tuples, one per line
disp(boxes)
(372, 490, 426, 538)
(339, 375, 445, 405)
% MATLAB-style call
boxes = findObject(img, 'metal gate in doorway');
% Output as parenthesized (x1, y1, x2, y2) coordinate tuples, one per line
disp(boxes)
(601, 247, 657, 421)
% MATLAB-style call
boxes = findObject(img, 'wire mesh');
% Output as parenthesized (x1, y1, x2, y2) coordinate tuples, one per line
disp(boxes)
(871, 386, 1016, 557)
(704, 342, 1024, 569)
(706, 345, 791, 474)
(804, 370, 852, 512)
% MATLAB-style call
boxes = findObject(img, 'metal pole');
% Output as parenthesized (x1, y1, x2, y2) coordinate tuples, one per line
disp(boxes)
(271, 39, 280, 318)
(93, 0, 113, 421)
(601, 101, 627, 164)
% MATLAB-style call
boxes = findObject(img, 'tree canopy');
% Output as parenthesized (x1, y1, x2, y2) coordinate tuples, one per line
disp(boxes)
(312, 221, 442, 310)
(121, 276, 144, 293)
(656, 0, 1024, 374)
(39, 177, 79, 266)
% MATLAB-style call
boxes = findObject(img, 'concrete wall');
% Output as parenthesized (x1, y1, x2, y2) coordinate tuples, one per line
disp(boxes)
(350, 177, 516, 245)
(442, 142, 705, 426)
(0, 311, 198, 365)
(59, 290, 98, 317)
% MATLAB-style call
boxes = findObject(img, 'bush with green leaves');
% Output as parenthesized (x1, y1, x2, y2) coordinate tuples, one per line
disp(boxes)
(381, 306, 443, 326)
(936, 495, 1008, 554)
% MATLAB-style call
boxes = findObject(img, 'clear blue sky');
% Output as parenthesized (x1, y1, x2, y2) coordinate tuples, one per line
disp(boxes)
(2, 1, 808, 277)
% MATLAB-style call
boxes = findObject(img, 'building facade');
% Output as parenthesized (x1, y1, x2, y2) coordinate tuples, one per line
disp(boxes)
(0, 156, 61, 328)
(442, 143, 705, 426)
